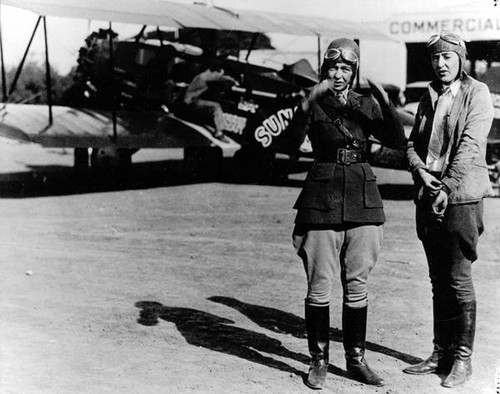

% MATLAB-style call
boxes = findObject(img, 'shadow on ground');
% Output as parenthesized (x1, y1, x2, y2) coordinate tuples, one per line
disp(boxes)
(135, 300, 308, 377)
(207, 296, 422, 365)
(135, 298, 422, 382)
(0, 156, 414, 200)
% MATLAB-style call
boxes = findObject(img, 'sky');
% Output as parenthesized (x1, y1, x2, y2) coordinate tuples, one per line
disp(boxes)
(0, 0, 493, 75)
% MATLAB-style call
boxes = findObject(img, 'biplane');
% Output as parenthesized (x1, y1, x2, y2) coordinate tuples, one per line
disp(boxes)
(0, 0, 399, 179)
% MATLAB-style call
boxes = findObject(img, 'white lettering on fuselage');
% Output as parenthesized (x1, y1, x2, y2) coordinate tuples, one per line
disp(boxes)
(222, 113, 247, 135)
(389, 17, 500, 36)
(237, 98, 259, 114)
(254, 107, 295, 148)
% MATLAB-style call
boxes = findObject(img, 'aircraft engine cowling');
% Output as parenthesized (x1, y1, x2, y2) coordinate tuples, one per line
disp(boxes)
(65, 28, 119, 109)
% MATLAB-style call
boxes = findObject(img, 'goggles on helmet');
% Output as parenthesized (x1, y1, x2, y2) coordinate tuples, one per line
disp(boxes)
(323, 48, 358, 64)
(426, 32, 465, 48)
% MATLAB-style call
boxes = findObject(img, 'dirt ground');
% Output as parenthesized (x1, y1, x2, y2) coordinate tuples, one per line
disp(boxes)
(0, 138, 498, 394)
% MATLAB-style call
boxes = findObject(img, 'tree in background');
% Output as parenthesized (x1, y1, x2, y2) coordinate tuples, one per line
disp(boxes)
(0, 61, 76, 104)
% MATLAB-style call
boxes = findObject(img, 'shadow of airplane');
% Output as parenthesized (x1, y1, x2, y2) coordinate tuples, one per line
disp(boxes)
(0, 155, 414, 200)
(0, 155, 302, 198)
(0, 159, 185, 198)
(207, 296, 422, 365)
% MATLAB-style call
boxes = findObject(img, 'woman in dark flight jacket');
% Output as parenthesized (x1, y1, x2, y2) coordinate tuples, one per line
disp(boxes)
(288, 38, 405, 390)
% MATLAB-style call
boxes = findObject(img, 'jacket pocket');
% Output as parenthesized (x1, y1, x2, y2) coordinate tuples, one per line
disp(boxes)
(362, 164, 383, 208)
(306, 162, 336, 181)
(293, 163, 339, 210)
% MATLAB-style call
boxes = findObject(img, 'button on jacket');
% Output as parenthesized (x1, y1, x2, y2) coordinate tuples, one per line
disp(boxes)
(287, 89, 405, 225)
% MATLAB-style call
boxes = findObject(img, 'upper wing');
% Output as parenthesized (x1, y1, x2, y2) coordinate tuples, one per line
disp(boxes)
(0, 103, 239, 149)
(3, 0, 394, 41)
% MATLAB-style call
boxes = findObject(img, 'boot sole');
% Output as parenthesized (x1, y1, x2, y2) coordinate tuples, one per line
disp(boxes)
(403, 368, 437, 375)
(305, 382, 325, 390)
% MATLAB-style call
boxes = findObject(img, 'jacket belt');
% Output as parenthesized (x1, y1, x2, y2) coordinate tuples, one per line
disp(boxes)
(336, 149, 366, 165)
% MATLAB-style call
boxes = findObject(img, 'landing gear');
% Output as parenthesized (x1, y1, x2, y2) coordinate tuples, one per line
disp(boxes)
(233, 145, 279, 182)
(74, 148, 90, 174)
(90, 147, 133, 171)
(183, 146, 223, 181)
(73, 147, 135, 177)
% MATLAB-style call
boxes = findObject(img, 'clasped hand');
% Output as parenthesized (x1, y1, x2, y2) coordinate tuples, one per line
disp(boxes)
(418, 169, 448, 216)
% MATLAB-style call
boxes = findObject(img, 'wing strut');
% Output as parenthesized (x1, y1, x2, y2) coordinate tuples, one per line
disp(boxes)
(108, 22, 118, 143)
(245, 33, 259, 62)
(156, 26, 163, 46)
(354, 39, 360, 90)
(134, 25, 147, 42)
(316, 34, 321, 76)
(8, 16, 41, 97)
(0, 5, 7, 102)
(42, 16, 53, 125)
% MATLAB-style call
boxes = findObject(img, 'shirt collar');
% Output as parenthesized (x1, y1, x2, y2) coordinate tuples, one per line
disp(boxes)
(428, 79, 461, 106)
(447, 79, 461, 97)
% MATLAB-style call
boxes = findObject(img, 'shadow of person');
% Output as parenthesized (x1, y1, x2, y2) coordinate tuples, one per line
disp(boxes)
(200, 297, 360, 382)
(207, 295, 340, 342)
(207, 296, 422, 365)
(135, 301, 308, 377)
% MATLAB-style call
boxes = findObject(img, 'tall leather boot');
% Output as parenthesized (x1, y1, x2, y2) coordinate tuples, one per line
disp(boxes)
(342, 305, 384, 386)
(403, 295, 454, 375)
(442, 300, 476, 388)
(305, 302, 330, 390)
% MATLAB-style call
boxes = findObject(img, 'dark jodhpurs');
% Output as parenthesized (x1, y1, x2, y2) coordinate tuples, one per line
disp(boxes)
(416, 200, 484, 303)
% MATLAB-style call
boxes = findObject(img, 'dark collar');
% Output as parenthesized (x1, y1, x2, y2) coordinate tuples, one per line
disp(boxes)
(320, 89, 361, 112)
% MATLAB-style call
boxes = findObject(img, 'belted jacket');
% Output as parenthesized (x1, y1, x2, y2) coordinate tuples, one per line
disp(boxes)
(407, 74, 494, 204)
(288, 89, 405, 225)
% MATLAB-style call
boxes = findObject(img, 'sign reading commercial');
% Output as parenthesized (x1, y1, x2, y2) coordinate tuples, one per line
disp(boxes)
(387, 13, 500, 42)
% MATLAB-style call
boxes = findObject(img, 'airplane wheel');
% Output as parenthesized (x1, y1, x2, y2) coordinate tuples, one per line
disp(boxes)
(90, 147, 134, 173)
(184, 146, 223, 180)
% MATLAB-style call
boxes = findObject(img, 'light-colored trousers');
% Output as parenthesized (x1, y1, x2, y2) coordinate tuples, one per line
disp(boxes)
(293, 224, 383, 308)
